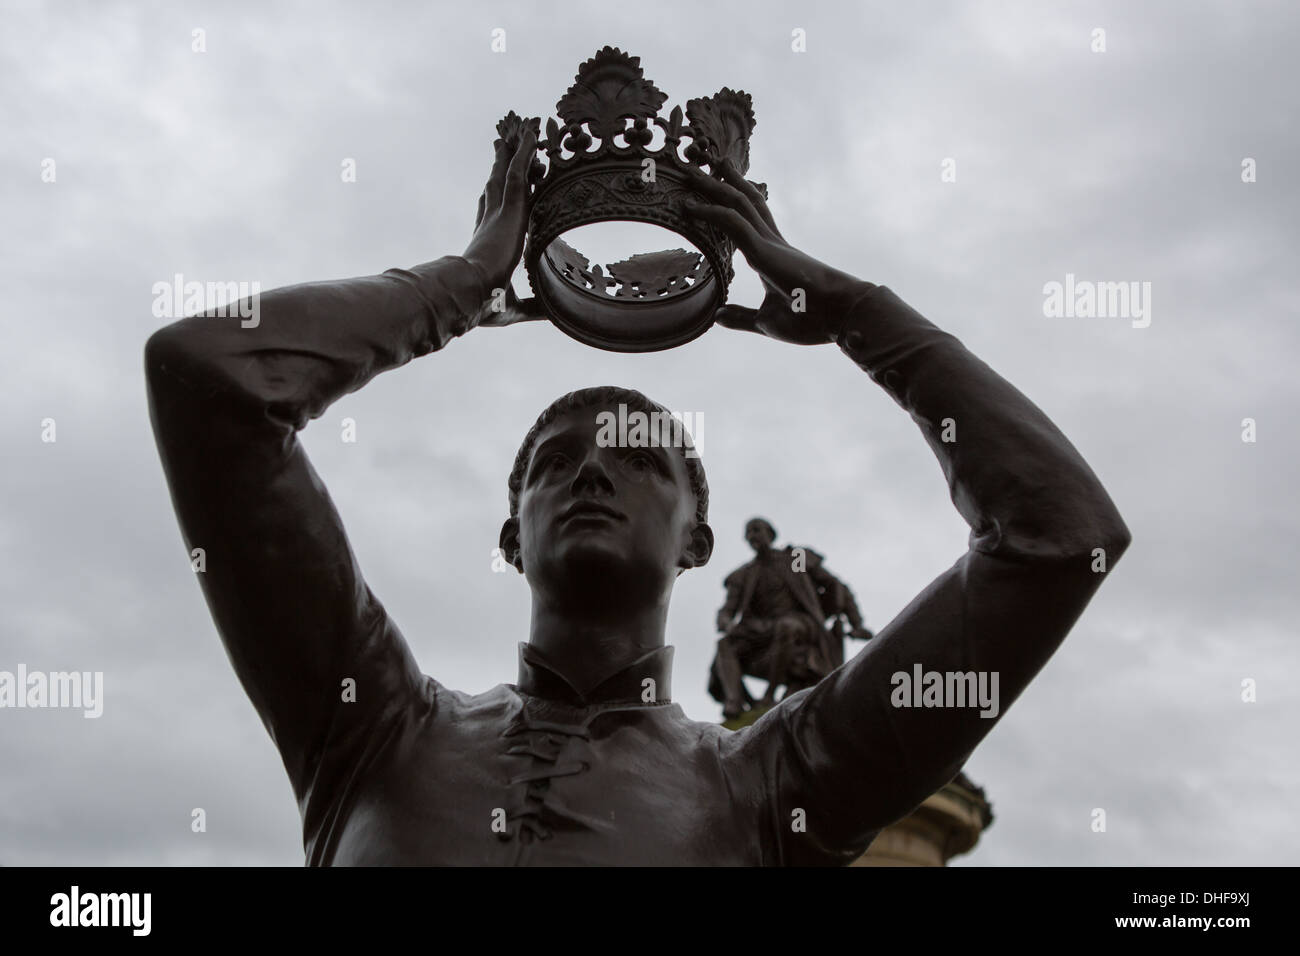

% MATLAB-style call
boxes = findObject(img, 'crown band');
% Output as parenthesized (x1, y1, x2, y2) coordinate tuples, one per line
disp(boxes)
(526, 163, 735, 352)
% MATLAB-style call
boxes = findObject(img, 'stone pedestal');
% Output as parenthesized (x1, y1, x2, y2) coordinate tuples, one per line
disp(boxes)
(852, 776, 993, 866)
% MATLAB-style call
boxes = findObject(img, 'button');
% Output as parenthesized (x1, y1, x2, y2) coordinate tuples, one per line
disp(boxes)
(842, 329, 865, 354)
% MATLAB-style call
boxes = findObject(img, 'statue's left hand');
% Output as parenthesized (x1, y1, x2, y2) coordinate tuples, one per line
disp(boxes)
(682, 159, 872, 345)
(463, 124, 548, 329)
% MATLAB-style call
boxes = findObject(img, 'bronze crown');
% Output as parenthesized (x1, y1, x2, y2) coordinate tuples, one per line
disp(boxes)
(498, 47, 760, 352)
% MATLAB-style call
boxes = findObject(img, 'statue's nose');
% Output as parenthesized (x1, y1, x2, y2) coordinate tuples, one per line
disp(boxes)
(570, 456, 615, 497)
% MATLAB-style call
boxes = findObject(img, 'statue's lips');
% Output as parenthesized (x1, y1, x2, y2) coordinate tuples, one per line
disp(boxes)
(559, 502, 626, 524)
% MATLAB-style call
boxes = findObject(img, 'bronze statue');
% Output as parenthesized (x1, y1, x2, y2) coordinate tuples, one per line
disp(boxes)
(710, 518, 872, 719)
(145, 49, 1130, 865)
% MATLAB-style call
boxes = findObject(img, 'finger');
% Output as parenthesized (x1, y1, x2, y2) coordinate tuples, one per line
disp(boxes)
(508, 294, 548, 321)
(716, 159, 780, 236)
(503, 127, 538, 204)
(475, 193, 486, 229)
(484, 138, 512, 209)
(683, 164, 769, 234)
(683, 201, 764, 259)
(712, 304, 762, 333)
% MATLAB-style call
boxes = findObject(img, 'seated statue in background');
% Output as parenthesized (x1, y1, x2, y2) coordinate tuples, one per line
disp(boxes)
(710, 518, 873, 719)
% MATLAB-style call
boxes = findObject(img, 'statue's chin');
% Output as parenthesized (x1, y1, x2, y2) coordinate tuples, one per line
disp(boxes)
(532, 545, 668, 607)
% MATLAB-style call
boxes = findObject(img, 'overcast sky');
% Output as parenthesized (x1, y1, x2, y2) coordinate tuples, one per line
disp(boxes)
(2, 0, 1297, 866)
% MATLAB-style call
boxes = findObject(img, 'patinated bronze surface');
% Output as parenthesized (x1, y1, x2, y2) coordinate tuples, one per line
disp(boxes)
(710, 518, 872, 719)
(144, 68, 1130, 865)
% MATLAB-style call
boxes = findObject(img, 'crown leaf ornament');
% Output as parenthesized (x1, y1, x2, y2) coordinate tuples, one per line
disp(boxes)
(495, 47, 762, 352)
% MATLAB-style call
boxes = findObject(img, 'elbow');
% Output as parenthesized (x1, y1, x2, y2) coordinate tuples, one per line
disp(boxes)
(1099, 511, 1132, 563)
(990, 497, 1132, 566)
(1062, 503, 1132, 567)
(1083, 473, 1132, 563)
(1057, 503, 1132, 568)
(1048, 469, 1133, 565)
(143, 324, 180, 378)
(143, 322, 212, 402)
(144, 319, 210, 386)
(144, 324, 204, 397)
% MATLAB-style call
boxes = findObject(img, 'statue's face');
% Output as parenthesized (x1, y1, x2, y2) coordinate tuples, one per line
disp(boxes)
(745, 520, 775, 552)
(513, 404, 702, 606)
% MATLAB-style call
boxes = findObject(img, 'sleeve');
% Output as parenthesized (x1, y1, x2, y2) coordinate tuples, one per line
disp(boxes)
(727, 283, 1132, 865)
(144, 256, 490, 803)
(719, 567, 747, 623)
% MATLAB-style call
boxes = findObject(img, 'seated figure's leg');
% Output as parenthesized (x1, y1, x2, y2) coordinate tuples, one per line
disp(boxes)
(715, 633, 747, 719)
(760, 616, 804, 708)
(771, 613, 830, 702)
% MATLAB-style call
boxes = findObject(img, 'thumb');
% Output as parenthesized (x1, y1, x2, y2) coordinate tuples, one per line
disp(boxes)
(510, 295, 549, 322)
(713, 304, 761, 333)
(478, 292, 550, 328)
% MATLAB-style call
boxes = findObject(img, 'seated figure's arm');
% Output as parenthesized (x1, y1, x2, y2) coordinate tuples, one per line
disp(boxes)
(717, 571, 746, 632)
(810, 564, 867, 634)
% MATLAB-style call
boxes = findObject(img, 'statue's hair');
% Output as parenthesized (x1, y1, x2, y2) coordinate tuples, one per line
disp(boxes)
(747, 517, 777, 540)
(508, 386, 709, 525)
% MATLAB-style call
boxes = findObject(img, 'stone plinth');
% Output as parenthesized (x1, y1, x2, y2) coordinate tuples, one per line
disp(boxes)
(852, 776, 993, 866)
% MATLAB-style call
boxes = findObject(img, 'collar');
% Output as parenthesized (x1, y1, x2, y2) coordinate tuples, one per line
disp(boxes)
(515, 642, 673, 707)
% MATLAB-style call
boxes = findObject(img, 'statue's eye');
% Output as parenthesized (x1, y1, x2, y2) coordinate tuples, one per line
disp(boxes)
(531, 452, 572, 481)
(624, 450, 657, 473)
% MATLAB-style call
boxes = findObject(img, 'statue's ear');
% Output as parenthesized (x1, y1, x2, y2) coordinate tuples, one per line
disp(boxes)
(679, 521, 714, 571)
(499, 518, 525, 574)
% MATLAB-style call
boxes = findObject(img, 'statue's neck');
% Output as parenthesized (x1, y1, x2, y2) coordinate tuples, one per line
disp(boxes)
(526, 599, 669, 697)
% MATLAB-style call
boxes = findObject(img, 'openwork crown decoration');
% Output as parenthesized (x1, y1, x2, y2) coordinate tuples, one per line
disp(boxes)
(499, 47, 762, 352)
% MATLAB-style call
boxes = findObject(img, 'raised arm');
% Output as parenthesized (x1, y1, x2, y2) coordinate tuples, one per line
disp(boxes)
(687, 161, 1131, 864)
(144, 121, 541, 800)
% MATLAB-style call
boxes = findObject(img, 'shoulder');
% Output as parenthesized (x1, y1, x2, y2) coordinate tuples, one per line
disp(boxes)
(644, 704, 740, 751)
(653, 707, 774, 803)
(723, 562, 757, 588)
(794, 546, 825, 567)
(420, 679, 523, 727)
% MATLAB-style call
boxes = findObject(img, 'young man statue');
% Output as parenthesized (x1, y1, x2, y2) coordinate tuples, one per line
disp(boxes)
(145, 127, 1130, 865)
